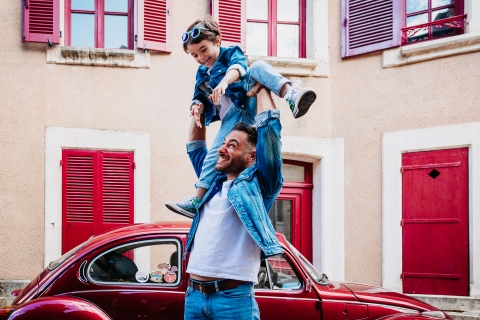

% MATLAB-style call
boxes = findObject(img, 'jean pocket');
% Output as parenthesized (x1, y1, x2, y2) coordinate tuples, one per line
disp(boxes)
(185, 285, 193, 297)
(220, 285, 252, 298)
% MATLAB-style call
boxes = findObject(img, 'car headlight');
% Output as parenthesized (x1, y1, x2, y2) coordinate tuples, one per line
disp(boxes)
(421, 311, 447, 318)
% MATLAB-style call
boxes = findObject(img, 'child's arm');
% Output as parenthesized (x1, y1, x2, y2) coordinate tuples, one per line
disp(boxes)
(210, 69, 241, 105)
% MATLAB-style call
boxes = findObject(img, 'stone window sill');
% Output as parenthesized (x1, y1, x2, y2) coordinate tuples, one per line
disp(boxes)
(46, 46, 150, 68)
(246, 55, 328, 77)
(382, 32, 480, 68)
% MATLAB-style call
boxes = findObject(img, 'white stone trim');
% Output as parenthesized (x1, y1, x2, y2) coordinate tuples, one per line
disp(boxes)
(282, 136, 345, 281)
(382, 32, 480, 68)
(383, 1, 480, 68)
(246, 0, 329, 78)
(382, 122, 480, 297)
(46, 46, 150, 68)
(44, 127, 150, 268)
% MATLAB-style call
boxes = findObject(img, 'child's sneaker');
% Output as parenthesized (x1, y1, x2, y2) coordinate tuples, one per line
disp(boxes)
(165, 196, 200, 219)
(284, 81, 316, 119)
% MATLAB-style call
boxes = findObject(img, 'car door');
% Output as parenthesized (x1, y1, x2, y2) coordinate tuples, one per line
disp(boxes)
(255, 252, 321, 319)
(72, 236, 186, 320)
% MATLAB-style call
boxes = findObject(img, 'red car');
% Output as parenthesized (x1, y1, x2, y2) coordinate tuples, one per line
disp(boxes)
(0, 222, 450, 320)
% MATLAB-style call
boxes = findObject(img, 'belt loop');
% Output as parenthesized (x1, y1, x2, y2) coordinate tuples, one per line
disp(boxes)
(214, 280, 219, 293)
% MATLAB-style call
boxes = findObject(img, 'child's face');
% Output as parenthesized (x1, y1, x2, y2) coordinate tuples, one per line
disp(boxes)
(187, 37, 221, 68)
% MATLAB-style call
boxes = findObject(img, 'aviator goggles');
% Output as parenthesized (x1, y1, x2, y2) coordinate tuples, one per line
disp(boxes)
(182, 27, 207, 43)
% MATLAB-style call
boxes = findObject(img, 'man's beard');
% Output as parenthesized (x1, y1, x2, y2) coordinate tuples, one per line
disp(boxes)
(214, 153, 247, 175)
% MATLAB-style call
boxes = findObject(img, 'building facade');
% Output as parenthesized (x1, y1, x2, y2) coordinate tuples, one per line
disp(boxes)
(1, 0, 479, 302)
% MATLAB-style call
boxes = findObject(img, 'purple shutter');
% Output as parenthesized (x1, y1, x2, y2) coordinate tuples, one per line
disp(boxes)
(22, 0, 60, 44)
(211, 0, 246, 51)
(137, 0, 172, 52)
(341, 0, 401, 58)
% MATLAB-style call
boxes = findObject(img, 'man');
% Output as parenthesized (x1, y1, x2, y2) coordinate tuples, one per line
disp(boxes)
(183, 88, 284, 320)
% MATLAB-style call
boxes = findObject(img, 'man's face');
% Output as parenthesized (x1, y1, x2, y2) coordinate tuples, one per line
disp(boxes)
(214, 130, 255, 178)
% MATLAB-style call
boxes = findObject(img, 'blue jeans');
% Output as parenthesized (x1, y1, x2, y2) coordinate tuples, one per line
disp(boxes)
(184, 282, 260, 320)
(195, 60, 291, 190)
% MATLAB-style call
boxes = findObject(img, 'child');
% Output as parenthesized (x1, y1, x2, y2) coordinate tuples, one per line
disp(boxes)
(165, 17, 316, 218)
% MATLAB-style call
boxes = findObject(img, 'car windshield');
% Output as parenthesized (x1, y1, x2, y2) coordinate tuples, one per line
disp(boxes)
(48, 239, 90, 270)
(286, 240, 330, 285)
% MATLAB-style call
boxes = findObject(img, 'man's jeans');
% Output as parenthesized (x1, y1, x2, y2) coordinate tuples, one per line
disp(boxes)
(184, 282, 260, 320)
(194, 60, 291, 190)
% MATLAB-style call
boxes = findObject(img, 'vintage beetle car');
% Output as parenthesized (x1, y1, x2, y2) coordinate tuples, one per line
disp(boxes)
(0, 222, 450, 320)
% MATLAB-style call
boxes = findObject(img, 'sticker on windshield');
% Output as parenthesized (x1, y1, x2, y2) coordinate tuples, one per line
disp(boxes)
(135, 270, 149, 283)
(164, 271, 177, 283)
(157, 263, 171, 274)
(150, 271, 163, 283)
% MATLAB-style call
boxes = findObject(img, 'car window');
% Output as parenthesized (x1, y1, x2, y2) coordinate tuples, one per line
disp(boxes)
(255, 254, 302, 290)
(88, 239, 181, 286)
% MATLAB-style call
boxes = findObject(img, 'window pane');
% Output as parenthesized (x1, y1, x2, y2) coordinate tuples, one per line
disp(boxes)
(71, 13, 94, 47)
(406, 13, 429, 43)
(432, 0, 453, 8)
(247, 22, 268, 56)
(105, 0, 129, 12)
(406, 0, 428, 14)
(277, 24, 299, 58)
(105, 15, 128, 49)
(89, 240, 181, 285)
(247, 0, 268, 20)
(406, 12, 428, 27)
(277, 0, 299, 22)
(71, 0, 94, 11)
(282, 164, 305, 182)
(433, 7, 455, 21)
(433, 8, 455, 38)
(268, 200, 292, 242)
(267, 255, 301, 289)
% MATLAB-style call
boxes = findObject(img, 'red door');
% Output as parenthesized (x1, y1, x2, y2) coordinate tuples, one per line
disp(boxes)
(402, 148, 469, 295)
(62, 150, 134, 254)
(269, 160, 313, 261)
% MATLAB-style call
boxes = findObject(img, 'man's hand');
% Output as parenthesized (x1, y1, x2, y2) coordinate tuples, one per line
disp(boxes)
(191, 104, 203, 128)
(211, 79, 229, 105)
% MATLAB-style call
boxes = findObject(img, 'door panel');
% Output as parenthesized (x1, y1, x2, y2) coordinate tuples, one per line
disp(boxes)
(402, 148, 469, 295)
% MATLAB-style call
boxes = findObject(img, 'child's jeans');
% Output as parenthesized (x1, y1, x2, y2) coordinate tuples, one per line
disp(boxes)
(194, 60, 291, 190)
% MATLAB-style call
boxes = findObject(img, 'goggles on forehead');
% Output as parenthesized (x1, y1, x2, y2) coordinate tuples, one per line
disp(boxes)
(182, 27, 207, 43)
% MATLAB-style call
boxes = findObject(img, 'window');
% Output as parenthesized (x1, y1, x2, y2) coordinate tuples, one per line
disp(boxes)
(62, 150, 134, 254)
(65, 0, 134, 49)
(402, 0, 465, 45)
(255, 254, 302, 290)
(246, 0, 306, 58)
(22, 0, 172, 52)
(342, 0, 466, 58)
(88, 239, 181, 286)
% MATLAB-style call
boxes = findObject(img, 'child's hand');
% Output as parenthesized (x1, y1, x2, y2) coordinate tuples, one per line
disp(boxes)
(211, 80, 229, 105)
(191, 104, 203, 128)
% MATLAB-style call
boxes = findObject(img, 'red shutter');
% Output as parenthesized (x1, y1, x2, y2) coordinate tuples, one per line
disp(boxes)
(100, 152, 134, 232)
(341, 0, 401, 58)
(137, 0, 172, 52)
(211, 0, 246, 51)
(22, 0, 60, 44)
(62, 150, 97, 253)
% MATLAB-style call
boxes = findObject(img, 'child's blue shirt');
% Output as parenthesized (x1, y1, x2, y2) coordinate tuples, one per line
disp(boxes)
(191, 45, 248, 126)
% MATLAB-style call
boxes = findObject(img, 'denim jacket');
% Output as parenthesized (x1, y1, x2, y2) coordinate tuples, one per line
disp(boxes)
(185, 110, 284, 260)
(191, 46, 248, 126)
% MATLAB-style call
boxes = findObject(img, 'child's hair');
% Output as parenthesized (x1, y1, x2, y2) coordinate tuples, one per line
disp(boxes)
(183, 17, 222, 53)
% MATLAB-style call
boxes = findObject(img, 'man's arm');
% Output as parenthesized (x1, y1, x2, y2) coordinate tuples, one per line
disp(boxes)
(187, 107, 208, 178)
(255, 89, 284, 197)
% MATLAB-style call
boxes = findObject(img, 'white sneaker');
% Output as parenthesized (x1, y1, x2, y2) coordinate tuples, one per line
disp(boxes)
(284, 80, 317, 119)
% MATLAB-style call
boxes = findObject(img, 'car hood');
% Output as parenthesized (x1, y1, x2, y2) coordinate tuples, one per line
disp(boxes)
(340, 282, 437, 312)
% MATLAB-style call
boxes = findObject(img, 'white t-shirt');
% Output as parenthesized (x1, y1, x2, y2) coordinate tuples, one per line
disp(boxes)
(186, 180, 261, 283)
